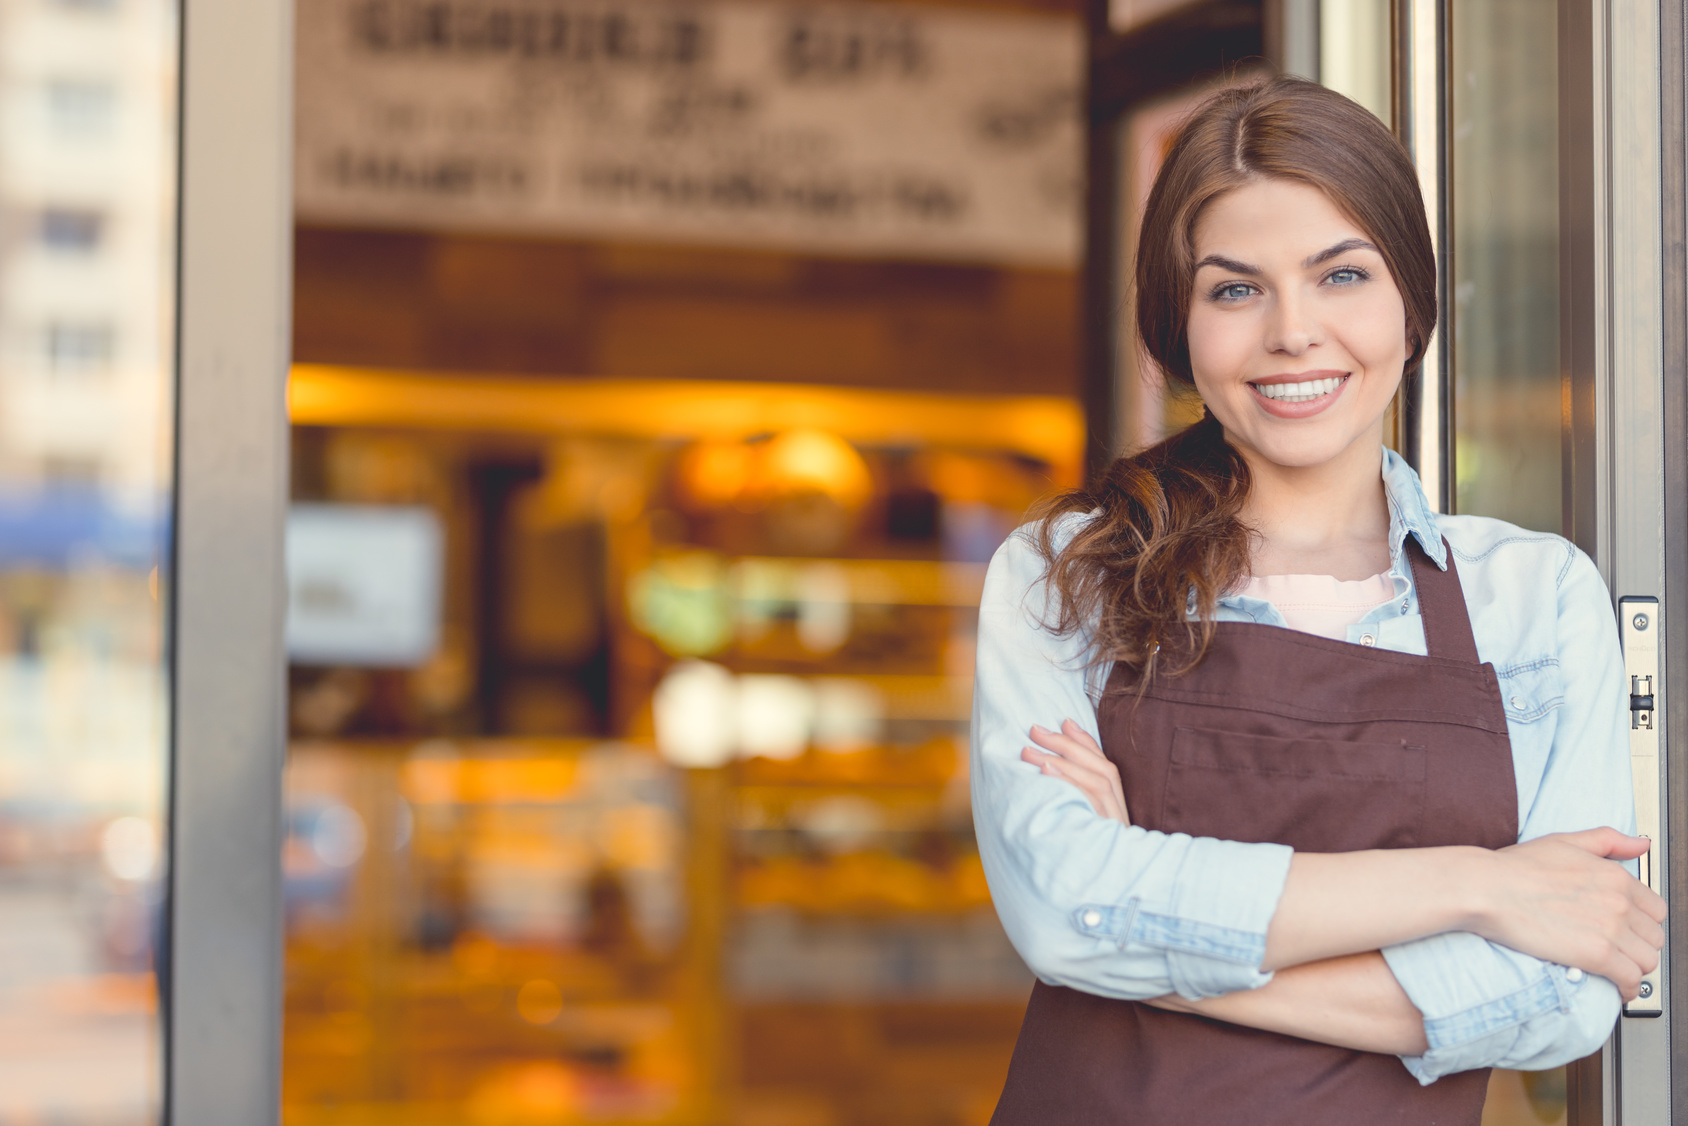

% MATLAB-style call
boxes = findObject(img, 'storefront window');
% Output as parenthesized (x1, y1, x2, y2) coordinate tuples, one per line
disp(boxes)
(280, 374, 1079, 1122)
(283, 0, 1083, 1118)
(1450, 0, 1562, 532)
(0, 0, 178, 1116)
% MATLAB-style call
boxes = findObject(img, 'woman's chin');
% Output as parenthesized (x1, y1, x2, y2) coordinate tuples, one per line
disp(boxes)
(1228, 422, 1380, 474)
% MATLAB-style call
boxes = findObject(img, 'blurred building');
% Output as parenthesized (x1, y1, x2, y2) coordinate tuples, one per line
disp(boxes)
(0, 0, 174, 500)
(0, 0, 175, 1118)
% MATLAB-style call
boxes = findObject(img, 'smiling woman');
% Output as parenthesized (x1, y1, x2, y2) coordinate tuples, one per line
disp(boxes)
(973, 77, 1662, 1126)
(1188, 183, 1408, 466)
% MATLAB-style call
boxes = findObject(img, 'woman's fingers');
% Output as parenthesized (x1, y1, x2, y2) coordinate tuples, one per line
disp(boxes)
(1560, 826, 1653, 862)
(1573, 927, 1650, 999)
(1616, 927, 1662, 977)
(1633, 872, 1670, 923)
(1030, 722, 1109, 767)
(1027, 721, 1131, 825)
(1021, 744, 1129, 823)
(1628, 901, 1667, 950)
(1060, 718, 1105, 756)
(1487, 834, 1667, 996)
(1021, 746, 1115, 819)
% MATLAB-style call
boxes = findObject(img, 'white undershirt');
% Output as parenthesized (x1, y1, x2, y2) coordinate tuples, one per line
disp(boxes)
(1238, 571, 1396, 641)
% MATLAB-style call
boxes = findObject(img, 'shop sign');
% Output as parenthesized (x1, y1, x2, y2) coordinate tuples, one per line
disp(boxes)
(295, 0, 1081, 266)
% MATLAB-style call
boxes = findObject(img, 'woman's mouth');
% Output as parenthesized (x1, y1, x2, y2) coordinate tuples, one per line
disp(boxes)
(1247, 374, 1350, 418)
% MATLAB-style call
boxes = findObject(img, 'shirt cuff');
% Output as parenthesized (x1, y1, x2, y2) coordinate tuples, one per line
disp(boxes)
(1383, 932, 1581, 1083)
(1067, 836, 1292, 999)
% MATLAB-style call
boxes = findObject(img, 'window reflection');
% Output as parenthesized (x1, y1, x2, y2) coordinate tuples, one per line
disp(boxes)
(0, 0, 177, 1116)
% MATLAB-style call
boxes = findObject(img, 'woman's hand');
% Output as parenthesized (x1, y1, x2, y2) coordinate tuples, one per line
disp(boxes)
(1020, 719, 1130, 825)
(1266, 834, 1663, 988)
(1468, 828, 1666, 1000)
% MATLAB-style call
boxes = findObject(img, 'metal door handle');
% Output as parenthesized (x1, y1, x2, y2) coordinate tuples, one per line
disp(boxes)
(1620, 597, 1663, 1017)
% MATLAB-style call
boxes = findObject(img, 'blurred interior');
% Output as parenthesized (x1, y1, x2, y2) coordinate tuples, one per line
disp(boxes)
(280, 0, 1082, 1118)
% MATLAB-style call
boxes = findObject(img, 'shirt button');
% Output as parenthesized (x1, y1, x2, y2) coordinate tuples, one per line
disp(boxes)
(1083, 909, 1102, 928)
(1510, 696, 1525, 710)
(1360, 634, 1376, 647)
(1565, 967, 1585, 984)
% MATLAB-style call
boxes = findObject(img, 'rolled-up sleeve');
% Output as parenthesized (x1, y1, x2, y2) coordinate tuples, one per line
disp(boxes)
(1384, 544, 1632, 1081)
(971, 521, 1293, 1001)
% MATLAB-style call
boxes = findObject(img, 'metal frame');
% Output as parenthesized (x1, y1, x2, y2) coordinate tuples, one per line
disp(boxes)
(166, 0, 294, 1117)
(1392, 0, 1451, 512)
(1659, 0, 1688, 1114)
(1264, 0, 1319, 80)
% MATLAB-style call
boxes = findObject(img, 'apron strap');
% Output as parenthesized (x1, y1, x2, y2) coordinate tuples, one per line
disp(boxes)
(1405, 536, 1480, 664)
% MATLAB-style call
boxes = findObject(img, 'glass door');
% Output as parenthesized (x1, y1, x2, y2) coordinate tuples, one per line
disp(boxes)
(1400, 1, 1680, 1123)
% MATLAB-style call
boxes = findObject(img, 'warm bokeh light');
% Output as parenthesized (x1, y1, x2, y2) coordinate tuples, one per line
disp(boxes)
(515, 979, 565, 1026)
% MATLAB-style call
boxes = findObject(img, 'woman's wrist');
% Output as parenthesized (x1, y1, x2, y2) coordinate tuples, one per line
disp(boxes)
(1434, 844, 1500, 938)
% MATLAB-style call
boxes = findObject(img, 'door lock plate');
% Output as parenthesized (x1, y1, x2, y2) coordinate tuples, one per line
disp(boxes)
(1621, 598, 1663, 1018)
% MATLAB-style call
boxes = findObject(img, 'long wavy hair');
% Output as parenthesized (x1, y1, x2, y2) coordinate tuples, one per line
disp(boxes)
(1035, 76, 1436, 682)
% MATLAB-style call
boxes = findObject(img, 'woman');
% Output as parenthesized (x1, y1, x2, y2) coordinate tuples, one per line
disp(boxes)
(972, 77, 1666, 1125)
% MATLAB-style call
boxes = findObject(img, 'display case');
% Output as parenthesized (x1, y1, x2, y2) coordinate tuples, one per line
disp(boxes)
(280, 367, 1081, 1125)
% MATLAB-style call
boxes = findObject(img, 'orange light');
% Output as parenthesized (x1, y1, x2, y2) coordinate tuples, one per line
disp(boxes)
(675, 439, 756, 510)
(287, 366, 1085, 486)
(752, 429, 873, 509)
(516, 979, 564, 1025)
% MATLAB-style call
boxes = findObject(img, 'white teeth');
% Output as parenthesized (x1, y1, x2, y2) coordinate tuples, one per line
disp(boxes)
(1253, 376, 1344, 403)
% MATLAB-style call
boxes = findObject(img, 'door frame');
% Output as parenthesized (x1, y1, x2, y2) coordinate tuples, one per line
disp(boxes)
(1561, 0, 1673, 1121)
(167, 0, 294, 1119)
(1662, 0, 1688, 1121)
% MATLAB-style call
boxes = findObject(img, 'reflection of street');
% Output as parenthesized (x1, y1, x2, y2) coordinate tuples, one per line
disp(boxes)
(0, 884, 157, 1124)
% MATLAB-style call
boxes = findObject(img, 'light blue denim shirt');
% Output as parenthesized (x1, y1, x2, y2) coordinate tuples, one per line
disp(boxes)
(971, 447, 1636, 1084)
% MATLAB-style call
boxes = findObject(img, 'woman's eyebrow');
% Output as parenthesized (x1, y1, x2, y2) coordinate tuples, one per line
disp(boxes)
(1194, 239, 1378, 275)
(1193, 254, 1258, 274)
(1302, 238, 1378, 267)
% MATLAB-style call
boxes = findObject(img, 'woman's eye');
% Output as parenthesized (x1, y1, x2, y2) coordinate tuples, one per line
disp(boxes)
(1215, 283, 1254, 301)
(1327, 267, 1368, 286)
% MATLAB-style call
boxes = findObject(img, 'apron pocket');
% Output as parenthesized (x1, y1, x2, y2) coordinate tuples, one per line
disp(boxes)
(1164, 726, 1427, 853)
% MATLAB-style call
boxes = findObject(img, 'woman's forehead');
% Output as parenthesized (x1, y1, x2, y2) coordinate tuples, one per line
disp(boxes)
(1193, 180, 1373, 260)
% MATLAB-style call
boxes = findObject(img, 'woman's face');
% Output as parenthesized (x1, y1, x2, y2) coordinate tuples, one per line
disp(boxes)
(1185, 178, 1409, 472)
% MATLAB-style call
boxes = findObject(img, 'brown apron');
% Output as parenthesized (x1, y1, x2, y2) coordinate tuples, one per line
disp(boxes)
(991, 539, 1518, 1126)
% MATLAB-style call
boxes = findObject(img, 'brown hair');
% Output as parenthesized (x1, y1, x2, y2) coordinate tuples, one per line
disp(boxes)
(1036, 76, 1435, 681)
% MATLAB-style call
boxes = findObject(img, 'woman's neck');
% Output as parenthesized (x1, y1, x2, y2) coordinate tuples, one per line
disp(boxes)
(1235, 432, 1393, 581)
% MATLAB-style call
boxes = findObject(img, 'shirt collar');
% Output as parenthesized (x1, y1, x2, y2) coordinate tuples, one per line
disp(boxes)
(1381, 446, 1446, 569)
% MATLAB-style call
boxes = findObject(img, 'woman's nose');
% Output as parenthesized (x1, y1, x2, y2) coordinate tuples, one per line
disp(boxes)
(1265, 292, 1320, 356)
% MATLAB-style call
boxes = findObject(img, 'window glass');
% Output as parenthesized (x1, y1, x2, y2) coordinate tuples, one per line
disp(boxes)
(1450, 0, 1561, 531)
(0, 0, 178, 1118)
